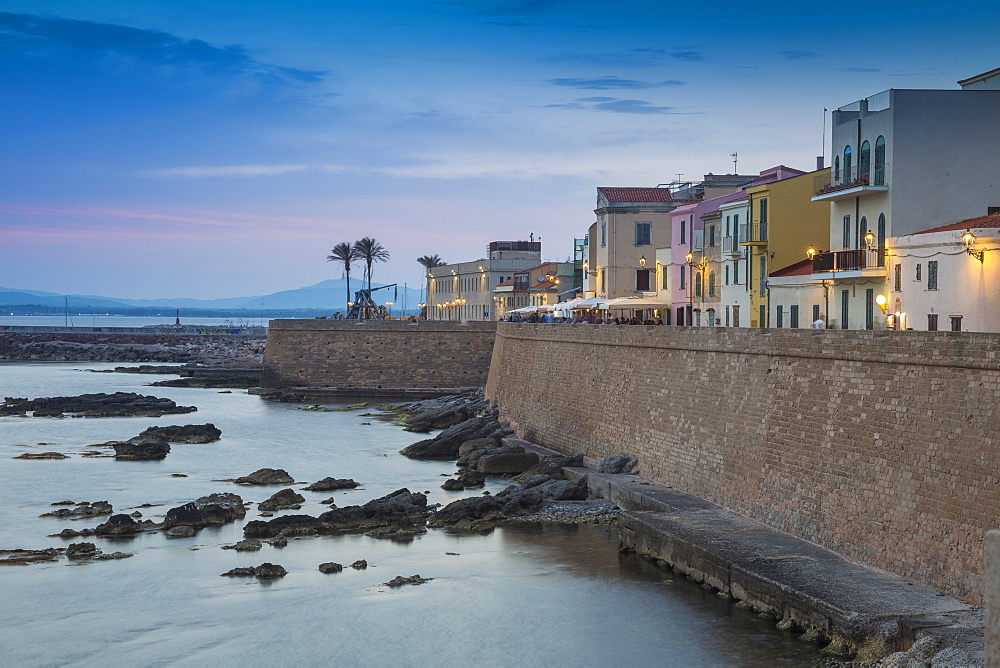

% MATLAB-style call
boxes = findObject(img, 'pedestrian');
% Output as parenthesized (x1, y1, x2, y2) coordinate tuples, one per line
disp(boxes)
(812, 314, 825, 329)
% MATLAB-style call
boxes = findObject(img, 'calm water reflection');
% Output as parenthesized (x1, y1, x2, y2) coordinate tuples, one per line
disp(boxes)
(0, 362, 821, 666)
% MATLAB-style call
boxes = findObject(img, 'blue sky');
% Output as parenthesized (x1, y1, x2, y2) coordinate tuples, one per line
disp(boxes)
(2, 0, 998, 298)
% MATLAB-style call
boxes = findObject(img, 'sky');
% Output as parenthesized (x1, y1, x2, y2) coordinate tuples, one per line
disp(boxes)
(2, 0, 999, 299)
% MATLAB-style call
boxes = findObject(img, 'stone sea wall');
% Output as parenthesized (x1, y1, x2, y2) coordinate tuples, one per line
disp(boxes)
(260, 319, 496, 392)
(485, 323, 1000, 604)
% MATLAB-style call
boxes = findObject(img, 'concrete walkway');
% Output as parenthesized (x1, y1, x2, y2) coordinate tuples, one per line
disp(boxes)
(563, 468, 979, 662)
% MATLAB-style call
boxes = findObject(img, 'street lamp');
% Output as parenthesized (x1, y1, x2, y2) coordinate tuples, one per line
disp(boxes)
(806, 247, 817, 261)
(964, 230, 985, 262)
(639, 255, 647, 267)
(864, 231, 875, 248)
(875, 294, 887, 314)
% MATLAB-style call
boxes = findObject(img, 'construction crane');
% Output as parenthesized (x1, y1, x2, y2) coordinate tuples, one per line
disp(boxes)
(344, 284, 398, 320)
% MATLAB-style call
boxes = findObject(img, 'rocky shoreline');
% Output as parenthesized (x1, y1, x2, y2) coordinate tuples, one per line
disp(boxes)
(0, 332, 264, 367)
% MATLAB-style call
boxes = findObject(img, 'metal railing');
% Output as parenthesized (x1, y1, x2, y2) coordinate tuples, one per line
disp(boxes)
(811, 249, 885, 273)
(738, 222, 767, 243)
(814, 163, 888, 196)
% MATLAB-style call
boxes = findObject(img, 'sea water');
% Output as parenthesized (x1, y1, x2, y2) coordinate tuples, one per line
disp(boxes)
(0, 362, 822, 666)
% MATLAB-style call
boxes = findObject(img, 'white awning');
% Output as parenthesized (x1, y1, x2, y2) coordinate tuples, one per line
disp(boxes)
(570, 297, 610, 309)
(599, 297, 669, 310)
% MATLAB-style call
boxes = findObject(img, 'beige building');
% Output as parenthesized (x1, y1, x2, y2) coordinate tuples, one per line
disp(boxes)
(494, 262, 575, 317)
(426, 241, 540, 321)
(592, 187, 687, 299)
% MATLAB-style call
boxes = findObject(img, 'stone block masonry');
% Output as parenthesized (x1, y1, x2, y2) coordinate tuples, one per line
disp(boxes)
(261, 320, 497, 392)
(486, 323, 1000, 605)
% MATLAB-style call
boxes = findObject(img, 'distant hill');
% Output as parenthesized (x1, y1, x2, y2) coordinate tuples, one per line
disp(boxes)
(0, 280, 425, 314)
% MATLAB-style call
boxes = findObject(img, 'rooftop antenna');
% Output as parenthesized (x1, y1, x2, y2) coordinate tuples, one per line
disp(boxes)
(731, 152, 738, 173)
(675, 173, 683, 183)
(529, 232, 534, 242)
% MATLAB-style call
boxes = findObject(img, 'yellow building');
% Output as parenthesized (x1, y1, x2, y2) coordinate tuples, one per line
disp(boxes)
(743, 168, 832, 327)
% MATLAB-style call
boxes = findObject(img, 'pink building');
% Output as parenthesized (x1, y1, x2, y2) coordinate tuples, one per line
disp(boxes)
(664, 166, 805, 325)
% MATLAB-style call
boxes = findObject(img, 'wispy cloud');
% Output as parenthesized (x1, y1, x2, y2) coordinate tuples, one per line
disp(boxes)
(0, 12, 325, 85)
(543, 96, 679, 114)
(780, 50, 820, 60)
(142, 164, 311, 178)
(841, 67, 880, 73)
(551, 47, 706, 66)
(549, 76, 686, 90)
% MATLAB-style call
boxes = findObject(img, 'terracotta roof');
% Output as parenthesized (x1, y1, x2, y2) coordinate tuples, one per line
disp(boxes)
(769, 258, 814, 278)
(913, 213, 1000, 235)
(496, 278, 514, 287)
(598, 187, 675, 203)
(529, 281, 558, 290)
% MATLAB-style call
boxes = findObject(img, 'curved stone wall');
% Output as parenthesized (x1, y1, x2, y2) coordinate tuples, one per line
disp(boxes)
(486, 323, 1000, 604)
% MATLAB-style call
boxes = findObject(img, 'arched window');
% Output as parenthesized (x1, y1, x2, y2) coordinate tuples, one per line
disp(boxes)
(877, 213, 886, 267)
(859, 141, 871, 181)
(834, 155, 840, 183)
(843, 146, 853, 184)
(708, 271, 716, 297)
(695, 271, 703, 297)
(874, 136, 886, 185)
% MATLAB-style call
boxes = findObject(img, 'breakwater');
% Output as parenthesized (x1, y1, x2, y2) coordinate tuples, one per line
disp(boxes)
(260, 319, 496, 394)
(485, 323, 1000, 605)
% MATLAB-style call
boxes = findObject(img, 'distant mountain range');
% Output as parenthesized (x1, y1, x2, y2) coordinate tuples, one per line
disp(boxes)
(0, 279, 425, 314)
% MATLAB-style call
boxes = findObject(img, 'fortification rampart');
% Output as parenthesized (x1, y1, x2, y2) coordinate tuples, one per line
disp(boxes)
(486, 323, 1000, 604)
(261, 319, 496, 392)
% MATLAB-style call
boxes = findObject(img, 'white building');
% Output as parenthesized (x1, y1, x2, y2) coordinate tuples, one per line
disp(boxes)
(716, 198, 751, 327)
(888, 213, 1000, 332)
(427, 241, 541, 321)
(809, 69, 1000, 329)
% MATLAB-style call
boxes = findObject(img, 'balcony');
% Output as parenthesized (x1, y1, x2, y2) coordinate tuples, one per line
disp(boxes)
(811, 249, 886, 278)
(738, 222, 768, 246)
(722, 235, 740, 257)
(812, 165, 888, 201)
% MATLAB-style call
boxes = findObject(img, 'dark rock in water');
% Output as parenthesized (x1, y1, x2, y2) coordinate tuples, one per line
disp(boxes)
(0, 392, 196, 418)
(457, 438, 501, 458)
(259, 488, 305, 511)
(0, 548, 62, 565)
(477, 451, 539, 475)
(40, 501, 113, 518)
(223, 539, 262, 552)
(234, 468, 294, 485)
(514, 454, 584, 482)
(165, 525, 196, 538)
(243, 489, 429, 538)
(598, 454, 639, 475)
(244, 514, 323, 538)
(401, 417, 500, 460)
(303, 477, 359, 492)
(66, 542, 98, 559)
(162, 492, 246, 530)
(92, 551, 133, 560)
(441, 470, 487, 491)
(221, 563, 287, 579)
(51, 500, 75, 506)
(13, 452, 68, 459)
(318, 562, 343, 574)
(366, 523, 427, 541)
(254, 563, 287, 579)
(94, 514, 143, 536)
(136, 423, 221, 444)
(429, 479, 589, 527)
(54, 528, 94, 538)
(319, 498, 336, 505)
(33, 408, 64, 417)
(351, 559, 368, 570)
(384, 574, 433, 587)
(113, 440, 170, 460)
(269, 536, 288, 548)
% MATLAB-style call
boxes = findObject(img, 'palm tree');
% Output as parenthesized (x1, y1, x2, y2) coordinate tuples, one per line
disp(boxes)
(417, 254, 447, 317)
(326, 242, 359, 310)
(353, 237, 390, 290)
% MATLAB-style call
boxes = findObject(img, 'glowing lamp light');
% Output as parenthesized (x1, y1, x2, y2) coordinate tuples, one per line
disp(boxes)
(963, 230, 976, 247)
(685, 252, 694, 264)
(806, 247, 817, 260)
(639, 255, 647, 267)
(875, 294, 888, 314)
(864, 231, 875, 248)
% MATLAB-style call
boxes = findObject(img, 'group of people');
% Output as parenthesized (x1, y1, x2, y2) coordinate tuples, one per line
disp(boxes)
(501, 312, 664, 325)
